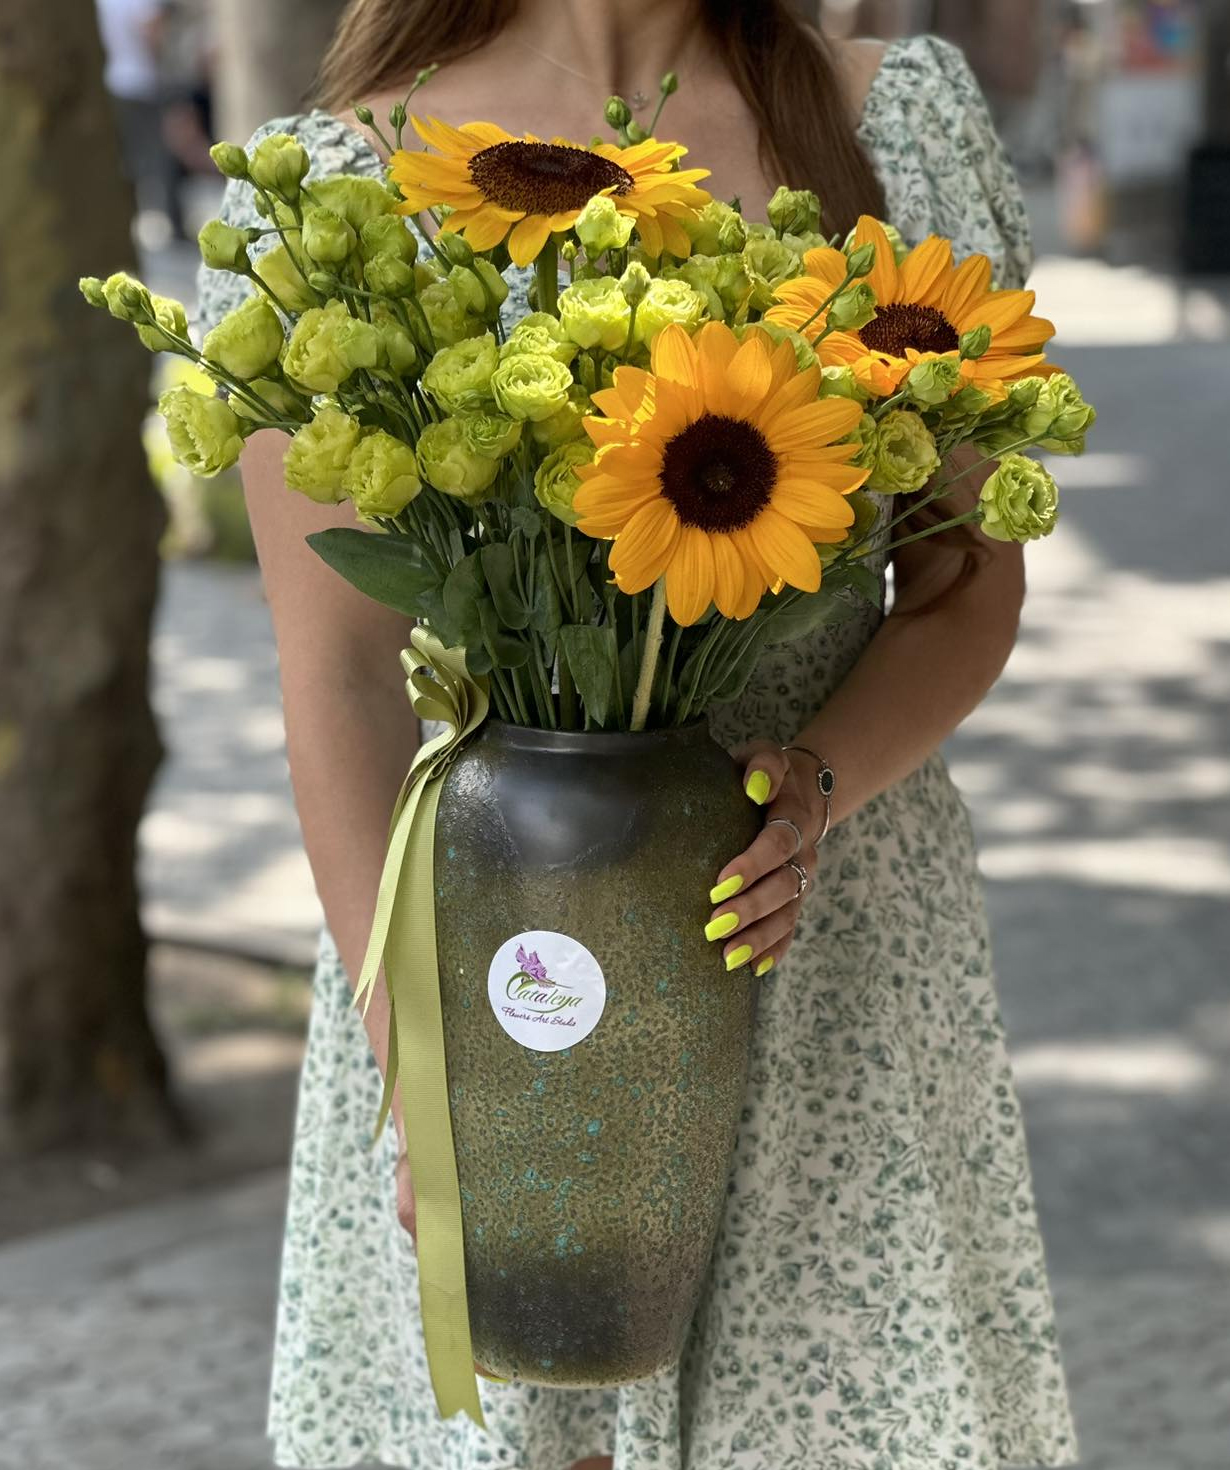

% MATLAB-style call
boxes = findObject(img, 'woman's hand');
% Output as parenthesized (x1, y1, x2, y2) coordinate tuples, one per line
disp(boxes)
(704, 740, 826, 975)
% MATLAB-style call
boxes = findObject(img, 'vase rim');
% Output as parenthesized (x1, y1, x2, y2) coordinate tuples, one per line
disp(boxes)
(480, 716, 713, 755)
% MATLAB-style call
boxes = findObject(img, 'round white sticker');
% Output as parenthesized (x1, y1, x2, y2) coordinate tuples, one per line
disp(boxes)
(486, 930, 606, 1052)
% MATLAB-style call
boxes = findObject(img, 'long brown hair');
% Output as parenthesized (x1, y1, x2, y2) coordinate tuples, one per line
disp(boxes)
(313, 0, 887, 239)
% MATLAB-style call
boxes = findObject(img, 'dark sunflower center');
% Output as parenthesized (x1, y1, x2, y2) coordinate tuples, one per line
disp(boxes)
(468, 141, 634, 215)
(659, 414, 778, 533)
(859, 302, 959, 356)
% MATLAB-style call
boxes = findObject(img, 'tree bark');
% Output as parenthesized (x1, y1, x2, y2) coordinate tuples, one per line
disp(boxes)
(0, 1, 176, 1153)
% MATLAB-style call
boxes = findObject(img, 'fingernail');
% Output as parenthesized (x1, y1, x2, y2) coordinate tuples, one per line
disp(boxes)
(477, 1367, 509, 1383)
(705, 911, 739, 942)
(745, 770, 771, 805)
(709, 874, 744, 904)
(726, 944, 754, 972)
(754, 955, 774, 977)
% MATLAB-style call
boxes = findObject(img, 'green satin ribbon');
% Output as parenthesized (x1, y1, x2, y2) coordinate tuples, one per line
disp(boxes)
(353, 626, 489, 1428)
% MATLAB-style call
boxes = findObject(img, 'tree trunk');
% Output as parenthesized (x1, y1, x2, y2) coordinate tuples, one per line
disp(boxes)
(0, 1, 176, 1153)
(214, 0, 348, 143)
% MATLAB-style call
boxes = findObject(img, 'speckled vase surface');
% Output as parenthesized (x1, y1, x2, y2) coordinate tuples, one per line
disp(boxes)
(433, 718, 762, 1387)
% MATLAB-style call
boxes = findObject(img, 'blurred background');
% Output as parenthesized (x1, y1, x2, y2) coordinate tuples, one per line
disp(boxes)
(0, 2, 1226, 1467)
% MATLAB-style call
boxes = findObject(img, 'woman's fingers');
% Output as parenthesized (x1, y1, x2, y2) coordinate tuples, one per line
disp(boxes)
(707, 840, 815, 971)
(735, 739, 791, 806)
(395, 1153, 417, 1243)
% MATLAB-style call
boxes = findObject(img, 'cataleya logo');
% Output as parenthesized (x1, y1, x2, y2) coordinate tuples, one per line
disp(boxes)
(506, 945, 584, 1015)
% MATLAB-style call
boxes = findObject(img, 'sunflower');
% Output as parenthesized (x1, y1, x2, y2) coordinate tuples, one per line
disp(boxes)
(767, 215, 1056, 399)
(389, 118, 711, 267)
(573, 322, 869, 625)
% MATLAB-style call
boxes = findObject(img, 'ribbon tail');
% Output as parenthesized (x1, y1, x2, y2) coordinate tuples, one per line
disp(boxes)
(370, 1005, 399, 1147)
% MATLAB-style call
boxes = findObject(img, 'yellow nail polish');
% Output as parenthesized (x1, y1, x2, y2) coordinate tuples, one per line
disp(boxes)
(705, 911, 739, 942)
(754, 955, 775, 977)
(709, 874, 744, 904)
(726, 944, 754, 972)
(745, 769, 771, 805)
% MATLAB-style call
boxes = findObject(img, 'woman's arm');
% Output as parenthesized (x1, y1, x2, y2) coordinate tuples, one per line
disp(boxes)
(707, 451, 1024, 972)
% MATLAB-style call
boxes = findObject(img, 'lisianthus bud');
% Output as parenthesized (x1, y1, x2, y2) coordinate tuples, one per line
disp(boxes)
(312, 175, 398, 232)
(683, 199, 745, 256)
(282, 299, 380, 392)
(529, 385, 591, 448)
(198, 218, 258, 272)
(435, 231, 474, 267)
(248, 133, 310, 197)
(360, 214, 418, 264)
(302, 207, 357, 267)
(447, 260, 508, 319)
(341, 429, 422, 516)
(534, 440, 595, 526)
(827, 281, 878, 333)
(866, 409, 941, 494)
(618, 260, 652, 307)
(959, 324, 993, 360)
(905, 355, 962, 407)
(742, 236, 801, 311)
(660, 72, 679, 98)
(978, 453, 1058, 542)
(575, 194, 634, 257)
(307, 270, 339, 293)
(422, 332, 499, 412)
(767, 185, 821, 238)
(491, 352, 575, 422)
(416, 416, 502, 502)
(283, 406, 363, 502)
(625, 121, 647, 143)
(459, 411, 522, 460)
(363, 252, 417, 298)
(605, 96, 633, 129)
(79, 276, 108, 309)
(209, 141, 249, 180)
(633, 277, 707, 344)
(253, 243, 318, 313)
(389, 102, 408, 132)
(369, 305, 419, 378)
(136, 294, 190, 353)
(1033, 373, 1097, 453)
(559, 276, 632, 351)
(501, 311, 577, 366)
(818, 364, 865, 400)
(101, 271, 153, 323)
(845, 242, 877, 279)
(231, 378, 310, 425)
(843, 220, 909, 265)
(158, 386, 246, 477)
(202, 295, 285, 380)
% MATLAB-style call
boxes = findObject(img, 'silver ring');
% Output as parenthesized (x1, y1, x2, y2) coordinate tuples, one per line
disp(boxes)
(786, 859, 809, 901)
(766, 816, 803, 857)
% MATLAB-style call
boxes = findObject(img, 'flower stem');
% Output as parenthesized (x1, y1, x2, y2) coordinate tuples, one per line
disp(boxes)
(536, 238, 560, 317)
(630, 578, 668, 732)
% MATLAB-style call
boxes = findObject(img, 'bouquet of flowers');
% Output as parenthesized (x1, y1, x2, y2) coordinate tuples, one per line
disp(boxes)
(83, 79, 1095, 1418)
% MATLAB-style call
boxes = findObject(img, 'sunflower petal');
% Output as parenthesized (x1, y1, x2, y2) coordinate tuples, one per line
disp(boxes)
(665, 527, 716, 626)
(609, 499, 680, 592)
(747, 507, 822, 593)
(802, 246, 852, 290)
(941, 253, 993, 322)
(506, 213, 555, 267)
(896, 235, 954, 305)
(853, 215, 900, 305)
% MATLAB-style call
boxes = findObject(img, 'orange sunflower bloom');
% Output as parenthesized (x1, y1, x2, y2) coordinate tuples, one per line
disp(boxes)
(389, 117, 711, 267)
(573, 322, 869, 626)
(767, 215, 1056, 399)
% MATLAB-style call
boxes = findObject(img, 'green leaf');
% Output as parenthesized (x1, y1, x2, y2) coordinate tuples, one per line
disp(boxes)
(305, 528, 441, 618)
(479, 542, 529, 631)
(442, 552, 486, 644)
(508, 506, 544, 544)
(559, 624, 618, 727)
(762, 589, 857, 647)
(479, 598, 530, 668)
(827, 561, 882, 607)
(528, 546, 562, 649)
(704, 620, 774, 706)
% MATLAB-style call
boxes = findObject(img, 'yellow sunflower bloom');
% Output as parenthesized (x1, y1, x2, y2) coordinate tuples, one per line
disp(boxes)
(767, 215, 1056, 399)
(389, 117, 711, 267)
(573, 322, 869, 626)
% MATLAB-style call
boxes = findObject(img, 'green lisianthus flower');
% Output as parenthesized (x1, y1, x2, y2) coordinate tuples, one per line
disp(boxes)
(818, 365, 866, 401)
(136, 294, 190, 353)
(418, 279, 482, 347)
(500, 311, 577, 366)
(231, 378, 310, 426)
(529, 385, 591, 448)
(202, 295, 285, 380)
(198, 218, 254, 273)
(978, 453, 1058, 542)
(248, 133, 310, 197)
(283, 299, 380, 392)
(766, 185, 821, 238)
(158, 385, 246, 477)
(422, 333, 499, 413)
(283, 405, 363, 503)
(302, 207, 357, 267)
(416, 417, 501, 502)
(866, 409, 940, 494)
(370, 306, 419, 379)
(905, 356, 963, 407)
(447, 260, 509, 319)
(533, 440, 595, 526)
(558, 276, 631, 352)
(575, 194, 634, 256)
(827, 281, 878, 334)
(633, 277, 707, 345)
(682, 199, 746, 256)
(491, 352, 575, 422)
(459, 411, 522, 459)
(253, 243, 318, 314)
(360, 214, 419, 264)
(342, 429, 423, 517)
(310, 175, 397, 233)
(742, 236, 802, 311)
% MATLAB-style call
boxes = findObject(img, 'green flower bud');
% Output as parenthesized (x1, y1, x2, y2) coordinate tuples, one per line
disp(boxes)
(307, 270, 339, 293)
(575, 194, 634, 257)
(283, 405, 363, 504)
(101, 271, 153, 323)
(866, 409, 941, 495)
(231, 377, 310, 425)
(435, 231, 474, 267)
(533, 440, 595, 526)
(360, 214, 419, 264)
(845, 242, 877, 279)
(618, 260, 652, 307)
(818, 364, 866, 401)
(253, 242, 318, 313)
(767, 185, 821, 238)
(209, 141, 249, 180)
(363, 252, 417, 298)
(136, 294, 190, 353)
(302, 207, 357, 267)
(367, 305, 419, 379)
(491, 351, 575, 422)
(352, 105, 375, 126)
(959, 324, 993, 360)
(1033, 372, 1097, 452)
(342, 429, 423, 517)
(78, 276, 108, 309)
(660, 72, 679, 98)
(605, 96, 633, 130)
(389, 102, 407, 133)
(248, 133, 310, 197)
(500, 311, 577, 366)
(905, 355, 963, 407)
(198, 219, 256, 272)
(422, 332, 499, 413)
(283, 299, 380, 392)
(742, 236, 801, 311)
(978, 453, 1058, 542)
(158, 385, 246, 477)
(633, 277, 707, 344)
(202, 294, 285, 380)
(311, 175, 398, 233)
(447, 260, 508, 319)
(683, 199, 745, 256)
(716, 213, 748, 255)
(827, 281, 878, 334)
(458, 411, 522, 459)
(418, 279, 480, 347)
(625, 121, 647, 143)
(558, 276, 631, 351)
(529, 385, 591, 449)
(416, 416, 501, 502)
(843, 220, 909, 265)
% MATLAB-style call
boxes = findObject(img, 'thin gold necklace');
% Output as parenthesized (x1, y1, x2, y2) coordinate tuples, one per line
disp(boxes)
(512, 38, 656, 110)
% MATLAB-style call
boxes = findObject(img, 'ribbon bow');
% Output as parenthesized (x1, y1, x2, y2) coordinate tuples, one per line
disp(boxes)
(354, 626, 489, 1427)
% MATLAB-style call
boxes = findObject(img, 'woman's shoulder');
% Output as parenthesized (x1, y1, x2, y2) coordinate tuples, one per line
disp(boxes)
(856, 33, 987, 128)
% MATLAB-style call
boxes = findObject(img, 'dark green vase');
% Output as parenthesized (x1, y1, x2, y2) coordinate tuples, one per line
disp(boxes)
(433, 718, 762, 1387)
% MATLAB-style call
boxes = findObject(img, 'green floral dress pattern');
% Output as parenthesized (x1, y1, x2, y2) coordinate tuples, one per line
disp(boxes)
(197, 35, 1077, 1470)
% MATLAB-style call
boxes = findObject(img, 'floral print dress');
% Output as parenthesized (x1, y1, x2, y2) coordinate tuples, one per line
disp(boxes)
(197, 34, 1078, 1470)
